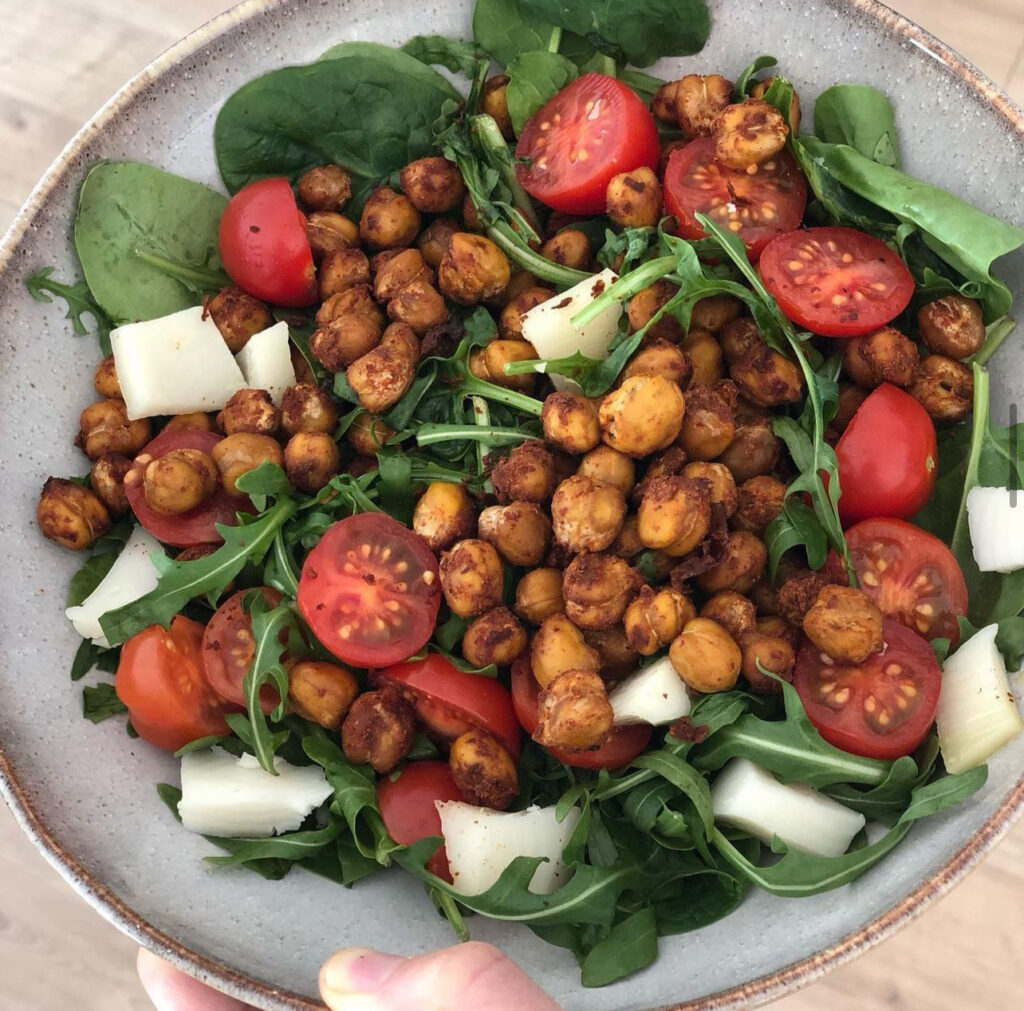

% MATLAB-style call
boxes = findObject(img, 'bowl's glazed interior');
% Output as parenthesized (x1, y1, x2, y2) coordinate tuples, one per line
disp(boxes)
(0, 2, 1022, 1009)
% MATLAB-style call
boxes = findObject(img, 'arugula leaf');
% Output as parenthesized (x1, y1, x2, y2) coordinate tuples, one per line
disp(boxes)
(400, 35, 485, 77)
(82, 682, 127, 724)
(505, 51, 578, 134)
(70, 639, 117, 682)
(67, 553, 117, 608)
(580, 908, 658, 987)
(25, 267, 113, 352)
(203, 819, 345, 869)
(813, 84, 900, 168)
(733, 55, 777, 99)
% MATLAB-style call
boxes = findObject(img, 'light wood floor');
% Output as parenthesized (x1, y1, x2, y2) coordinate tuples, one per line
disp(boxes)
(1, 1, 1022, 1008)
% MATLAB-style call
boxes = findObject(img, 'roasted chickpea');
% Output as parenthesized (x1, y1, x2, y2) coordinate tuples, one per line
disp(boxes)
(93, 355, 121, 398)
(718, 317, 763, 363)
(417, 217, 460, 271)
(585, 626, 640, 678)
(756, 614, 803, 650)
(690, 295, 743, 335)
(494, 269, 539, 308)
(515, 568, 566, 626)
(561, 553, 640, 631)
(676, 383, 734, 461)
(440, 538, 504, 618)
(730, 346, 804, 406)
(317, 247, 373, 301)
(359, 186, 421, 250)
(211, 433, 285, 496)
(535, 669, 613, 751)
(539, 229, 591, 271)
(478, 502, 551, 567)
(279, 383, 339, 436)
(627, 280, 684, 343)
(218, 388, 280, 436)
(297, 164, 352, 212)
(551, 474, 627, 553)
(288, 660, 358, 729)
(651, 79, 682, 124)
(608, 514, 645, 559)
(637, 475, 711, 556)
(696, 531, 767, 594)
(463, 607, 528, 669)
(205, 286, 274, 353)
(438, 232, 511, 305)
(481, 75, 513, 137)
(713, 99, 788, 170)
(683, 461, 738, 518)
(500, 286, 553, 339)
(462, 192, 483, 232)
(473, 339, 539, 394)
(37, 477, 111, 550)
(624, 586, 696, 655)
(908, 354, 974, 422)
(675, 74, 734, 138)
(530, 613, 600, 688)
(734, 475, 787, 534)
(829, 383, 869, 437)
(739, 631, 796, 693)
(542, 392, 601, 455)
(577, 445, 635, 498)
(751, 77, 802, 132)
(306, 212, 360, 259)
(623, 340, 693, 388)
(843, 326, 919, 389)
(347, 323, 420, 414)
(310, 312, 383, 372)
(341, 686, 416, 773)
(670, 618, 742, 693)
(681, 328, 725, 385)
(412, 481, 476, 553)
(344, 414, 394, 459)
(633, 446, 687, 502)
(373, 248, 434, 303)
(387, 279, 449, 336)
(777, 569, 841, 627)
(141, 448, 218, 515)
(316, 284, 383, 327)
(163, 412, 215, 433)
(599, 374, 686, 458)
(89, 453, 132, 517)
(918, 294, 985, 359)
(491, 441, 557, 504)
(399, 157, 465, 213)
(700, 591, 756, 640)
(606, 167, 662, 229)
(283, 432, 340, 493)
(803, 585, 884, 664)
(449, 728, 518, 810)
(78, 399, 151, 460)
(717, 417, 781, 482)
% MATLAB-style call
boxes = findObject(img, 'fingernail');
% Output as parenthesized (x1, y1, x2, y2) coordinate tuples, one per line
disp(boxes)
(321, 948, 405, 997)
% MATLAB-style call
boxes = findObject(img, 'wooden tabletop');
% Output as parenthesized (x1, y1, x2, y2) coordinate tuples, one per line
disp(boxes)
(0, 2, 1022, 1009)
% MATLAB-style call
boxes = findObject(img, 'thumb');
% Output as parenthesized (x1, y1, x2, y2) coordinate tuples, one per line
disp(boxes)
(319, 942, 562, 1011)
(136, 949, 255, 1011)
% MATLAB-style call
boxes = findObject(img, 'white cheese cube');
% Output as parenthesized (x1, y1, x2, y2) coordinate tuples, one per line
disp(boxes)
(966, 486, 1024, 572)
(610, 656, 691, 726)
(235, 321, 296, 405)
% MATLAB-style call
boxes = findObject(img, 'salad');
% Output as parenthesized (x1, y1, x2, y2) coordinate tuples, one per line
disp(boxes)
(28, 0, 1024, 989)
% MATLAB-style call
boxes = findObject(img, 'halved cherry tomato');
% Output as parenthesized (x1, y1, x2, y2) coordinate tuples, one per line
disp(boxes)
(219, 177, 317, 307)
(510, 658, 651, 770)
(297, 514, 441, 668)
(663, 138, 807, 260)
(201, 587, 285, 713)
(794, 618, 941, 760)
(515, 74, 660, 215)
(377, 654, 521, 760)
(378, 761, 465, 881)
(116, 616, 233, 752)
(841, 518, 968, 645)
(125, 429, 250, 547)
(759, 226, 915, 336)
(835, 384, 937, 525)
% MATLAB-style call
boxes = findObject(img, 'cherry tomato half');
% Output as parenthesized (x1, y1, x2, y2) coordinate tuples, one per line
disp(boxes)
(219, 177, 317, 307)
(759, 227, 915, 337)
(841, 518, 968, 645)
(515, 74, 660, 215)
(511, 658, 652, 770)
(297, 513, 441, 668)
(378, 761, 465, 881)
(663, 138, 807, 260)
(836, 383, 937, 525)
(201, 587, 285, 713)
(794, 618, 941, 760)
(377, 654, 521, 760)
(116, 616, 233, 752)
(125, 428, 250, 547)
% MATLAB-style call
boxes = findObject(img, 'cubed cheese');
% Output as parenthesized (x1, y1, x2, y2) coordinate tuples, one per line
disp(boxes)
(235, 321, 296, 405)
(967, 486, 1024, 572)
(609, 656, 691, 726)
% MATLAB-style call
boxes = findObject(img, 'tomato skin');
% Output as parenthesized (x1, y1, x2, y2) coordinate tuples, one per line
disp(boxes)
(219, 177, 317, 307)
(663, 138, 807, 260)
(126, 429, 250, 547)
(378, 654, 521, 760)
(377, 761, 465, 881)
(836, 384, 937, 525)
(515, 74, 660, 214)
(841, 518, 968, 645)
(794, 618, 941, 760)
(510, 658, 652, 770)
(297, 514, 441, 668)
(116, 616, 233, 751)
(759, 227, 915, 337)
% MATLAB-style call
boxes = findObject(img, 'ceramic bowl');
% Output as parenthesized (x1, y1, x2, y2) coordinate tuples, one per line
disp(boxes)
(1, 1, 1022, 1009)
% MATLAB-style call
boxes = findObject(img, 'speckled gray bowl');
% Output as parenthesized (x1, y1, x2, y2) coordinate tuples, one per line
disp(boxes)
(1, 1, 1022, 1009)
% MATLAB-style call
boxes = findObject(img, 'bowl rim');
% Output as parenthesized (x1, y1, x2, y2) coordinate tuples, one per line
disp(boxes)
(0, 1, 1022, 1008)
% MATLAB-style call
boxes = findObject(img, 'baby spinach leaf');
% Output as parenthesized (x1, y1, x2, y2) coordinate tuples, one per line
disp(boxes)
(505, 51, 579, 134)
(82, 682, 127, 723)
(813, 84, 900, 168)
(26, 267, 113, 352)
(67, 554, 118, 609)
(472, 0, 592, 67)
(400, 35, 485, 77)
(580, 908, 658, 987)
(74, 162, 228, 325)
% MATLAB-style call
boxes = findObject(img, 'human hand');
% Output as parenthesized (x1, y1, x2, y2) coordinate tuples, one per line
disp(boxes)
(138, 941, 561, 1010)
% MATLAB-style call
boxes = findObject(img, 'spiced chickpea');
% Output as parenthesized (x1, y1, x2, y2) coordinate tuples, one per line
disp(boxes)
(535, 669, 613, 751)
(539, 229, 591, 271)
(211, 433, 285, 496)
(551, 474, 627, 553)
(280, 384, 339, 436)
(751, 77, 802, 132)
(387, 279, 448, 335)
(690, 295, 743, 335)
(463, 608, 528, 669)
(803, 585, 884, 664)
(681, 329, 724, 386)
(450, 728, 518, 810)
(586, 627, 640, 678)
(412, 482, 476, 553)
(600, 374, 686, 457)
(142, 449, 218, 515)
(494, 269, 539, 308)
(492, 441, 557, 504)
(717, 417, 781, 482)
(439, 539, 504, 618)
(317, 248, 373, 302)
(462, 192, 483, 232)
(530, 613, 600, 688)
(218, 388, 279, 437)
(310, 312, 383, 372)
(730, 346, 804, 406)
(633, 447, 687, 504)
(739, 631, 796, 693)
(341, 686, 416, 774)
(90, 453, 132, 517)
(652, 79, 682, 124)
(306, 212, 360, 259)
(637, 475, 711, 556)
(830, 384, 869, 436)
(500, 287, 554, 339)
(478, 502, 551, 567)
(843, 327, 919, 389)
(297, 164, 352, 212)
(515, 568, 565, 626)
(577, 445, 635, 497)
(373, 249, 434, 302)
(622, 340, 693, 388)
(609, 514, 644, 559)
(284, 432, 340, 493)
(676, 384, 734, 461)
(918, 294, 985, 359)
(542, 392, 601, 454)
(316, 284, 382, 327)
(439, 233, 511, 305)
(734, 475, 787, 534)
(700, 592, 756, 641)
(93, 355, 121, 398)
(164, 413, 214, 433)
(474, 339, 539, 394)
(206, 286, 274, 353)
(696, 531, 767, 594)
(627, 280, 684, 343)
(713, 99, 788, 170)
(288, 660, 358, 729)
(347, 323, 420, 414)
(606, 167, 662, 229)
(670, 618, 742, 693)
(37, 478, 111, 550)
(756, 615, 803, 651)
(675, 74, 734, 138)
(359, 186, 421, 250)
(719, 317, 763, 363)
(418, 217, 460, 270)
(399, 157, 465, 213)
(78, 399, 151, 460)
(624, 586, 696, 655)
(776, 569, 841, 627)
(561, 554, 640, 631)
(909, 355, 974, 422)
(683, 462, 737, 518)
